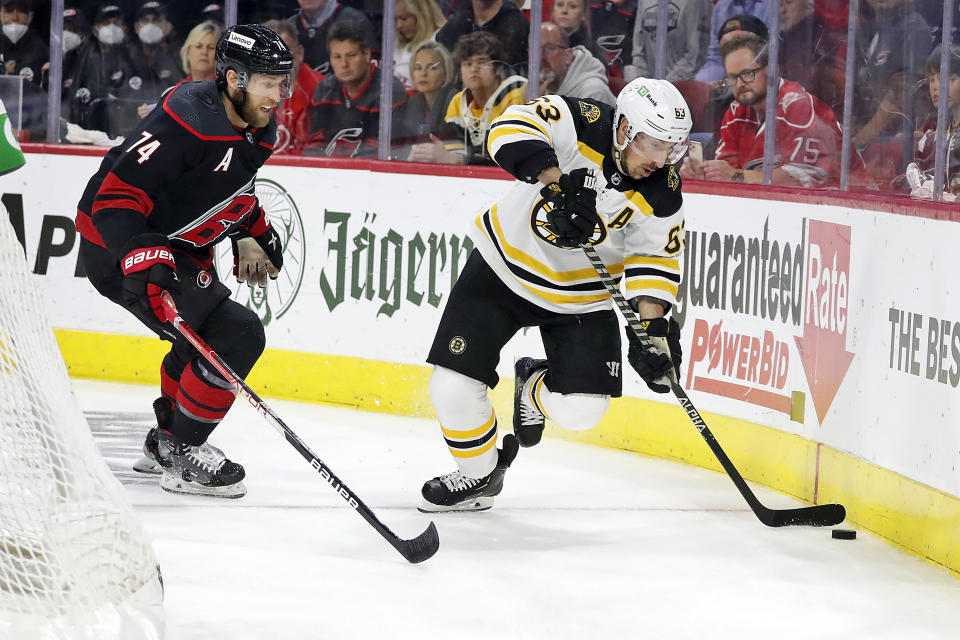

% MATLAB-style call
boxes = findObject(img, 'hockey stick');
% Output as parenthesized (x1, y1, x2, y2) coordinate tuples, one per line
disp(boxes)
(580, 244, 845, 527)
(158, 291, 439, 563)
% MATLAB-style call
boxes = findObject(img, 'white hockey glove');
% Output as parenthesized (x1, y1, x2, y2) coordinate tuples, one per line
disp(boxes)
(232, 236, 279, 288)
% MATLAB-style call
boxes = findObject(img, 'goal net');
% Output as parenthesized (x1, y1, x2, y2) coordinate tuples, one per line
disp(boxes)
(0, 206, 164, 639)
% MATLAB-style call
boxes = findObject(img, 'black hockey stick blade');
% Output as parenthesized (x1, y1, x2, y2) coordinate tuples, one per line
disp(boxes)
(759, 503, 846, 528)
(395, 521, 440, 564)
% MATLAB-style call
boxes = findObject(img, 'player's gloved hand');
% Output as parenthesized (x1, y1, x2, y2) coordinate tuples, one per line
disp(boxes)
(232, 227, 282, 288)
(120, 233, 180, 323)
(625, 317, 682, 394)
(540, 168, 601, 248)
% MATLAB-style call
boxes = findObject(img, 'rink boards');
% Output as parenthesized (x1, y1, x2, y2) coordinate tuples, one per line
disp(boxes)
(6, 149, 959, 576)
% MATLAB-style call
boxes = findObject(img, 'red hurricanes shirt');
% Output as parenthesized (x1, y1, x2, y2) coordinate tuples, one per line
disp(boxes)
(715, 79, 867, 188)
(274, 63, 325, 155)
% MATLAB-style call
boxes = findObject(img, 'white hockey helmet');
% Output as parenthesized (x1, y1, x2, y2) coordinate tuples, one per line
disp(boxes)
(612, 78, 692, 171)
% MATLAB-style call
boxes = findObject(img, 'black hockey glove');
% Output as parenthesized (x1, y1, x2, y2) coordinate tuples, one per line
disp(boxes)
(625, 317, 682, 394)
(540, 168, 601, 248)
(120, 233, 180, 323)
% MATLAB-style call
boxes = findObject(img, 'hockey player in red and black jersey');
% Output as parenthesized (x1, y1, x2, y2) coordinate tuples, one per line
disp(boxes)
(418, 78, 692, 512)
(75, 25, 295, 498)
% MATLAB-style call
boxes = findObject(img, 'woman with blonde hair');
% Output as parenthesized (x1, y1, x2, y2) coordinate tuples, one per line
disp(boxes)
(394, 0, 446, 92)
(179, 21, 222, 81)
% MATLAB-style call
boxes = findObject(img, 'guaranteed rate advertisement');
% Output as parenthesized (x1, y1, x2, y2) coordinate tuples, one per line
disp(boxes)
(5, 152, 960, 497)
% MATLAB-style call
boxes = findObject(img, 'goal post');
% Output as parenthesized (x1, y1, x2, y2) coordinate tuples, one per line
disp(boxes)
(0, 204, 165, 639)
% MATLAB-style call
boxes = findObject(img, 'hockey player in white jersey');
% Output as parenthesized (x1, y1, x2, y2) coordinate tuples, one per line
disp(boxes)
(419, 78, 692, 512)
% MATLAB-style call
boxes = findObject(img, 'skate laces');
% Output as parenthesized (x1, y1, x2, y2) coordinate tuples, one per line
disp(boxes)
(519, 373, 545, 426)
(186, 443, 227, 473)
(438, 471, 481, 492)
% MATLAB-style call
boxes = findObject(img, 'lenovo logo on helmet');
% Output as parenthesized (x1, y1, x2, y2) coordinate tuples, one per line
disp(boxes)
(228, 32, 255, 49)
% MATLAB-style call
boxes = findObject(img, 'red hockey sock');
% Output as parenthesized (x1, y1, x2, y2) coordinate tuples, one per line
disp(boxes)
(172, 360, 236, 445)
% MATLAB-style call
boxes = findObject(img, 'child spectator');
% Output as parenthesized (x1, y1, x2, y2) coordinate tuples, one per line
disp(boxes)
(626, 0, 708, 83)
(906, 45, 960, 200)
(394, 0, 446, 93)
(436, 30, 527, 164)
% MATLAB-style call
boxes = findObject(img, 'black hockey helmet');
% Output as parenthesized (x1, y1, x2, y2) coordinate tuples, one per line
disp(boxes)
(215, 24, 294, 98)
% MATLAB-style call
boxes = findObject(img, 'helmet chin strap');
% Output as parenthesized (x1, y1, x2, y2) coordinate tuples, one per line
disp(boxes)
(612, 117, 631, 174)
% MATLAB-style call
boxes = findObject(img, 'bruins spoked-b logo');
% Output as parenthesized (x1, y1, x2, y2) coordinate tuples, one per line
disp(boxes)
(448, 336, 467, 355)
(578, 101, 600, 123)
(214, 178, 306, 326)
(530, 197, 607, 249)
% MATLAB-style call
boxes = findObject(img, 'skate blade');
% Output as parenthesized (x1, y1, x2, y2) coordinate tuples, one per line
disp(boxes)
(132, 456, 162, 475)
(160, 473, 246, 499)
(416, 496, 494, 513)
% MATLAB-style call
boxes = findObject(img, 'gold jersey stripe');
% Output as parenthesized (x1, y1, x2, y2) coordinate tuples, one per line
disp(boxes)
(488, 125, 549, 149)
(625, 255, 681, 270)
(441, 410, 496, 440)
(621, 190, 654, 216)
(577, 141, 604, 166)
(494, 112, 551, 138)
(489, 206, 624, 282)
(449, 433, 499, 458)
(625, 278, 679, 296)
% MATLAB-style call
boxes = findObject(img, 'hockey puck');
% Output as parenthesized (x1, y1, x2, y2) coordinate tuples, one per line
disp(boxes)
(831, 529, 856, 540)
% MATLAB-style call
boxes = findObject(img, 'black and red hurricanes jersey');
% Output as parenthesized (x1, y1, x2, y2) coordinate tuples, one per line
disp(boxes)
(76, 80, 276, 264)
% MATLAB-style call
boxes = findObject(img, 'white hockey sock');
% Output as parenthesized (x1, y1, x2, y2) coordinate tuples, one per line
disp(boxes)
(535, 381, 610, 432)
(429, 366, 499, 478)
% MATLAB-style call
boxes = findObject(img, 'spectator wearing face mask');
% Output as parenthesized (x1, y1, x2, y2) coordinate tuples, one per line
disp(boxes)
(64, 5, 141, 137)
(128, 1, 185, 118)
(0, 0, 47, 87)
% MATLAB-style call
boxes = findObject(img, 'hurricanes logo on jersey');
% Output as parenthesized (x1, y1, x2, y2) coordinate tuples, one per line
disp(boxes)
(579, 101, 600, 123)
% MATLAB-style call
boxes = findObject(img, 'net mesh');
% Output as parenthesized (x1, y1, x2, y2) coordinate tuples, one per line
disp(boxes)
(0, 210, 162, 634)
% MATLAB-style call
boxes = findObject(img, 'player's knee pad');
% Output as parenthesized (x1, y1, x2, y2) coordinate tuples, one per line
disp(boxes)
(546, 393, 609, 431)
(429, 366, 491, 426)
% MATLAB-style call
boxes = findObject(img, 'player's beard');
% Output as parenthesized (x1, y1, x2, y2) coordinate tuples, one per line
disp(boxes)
(229, 89, 271, 129)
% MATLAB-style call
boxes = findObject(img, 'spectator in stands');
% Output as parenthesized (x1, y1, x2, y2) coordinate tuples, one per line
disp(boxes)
(778, 0, 845, 116)
(289, 0, 372, 75)
(540, 22, 615, 104)
(305, 19, 408, 158)
(589, 0, 637, 92)
(680, 32, 862, 188)
(626, 0, 708, 83)
(907, 44, 960, 199)
(404, 41, 459, 161)
(179, 21, 221, 81)
(263, 19, 324, 155)
(129, 2, 184, 118)
(552, 0, 607, 65)
(435, 0, 530, 72)
(200, 3, 224, 27)
(850, 0, 932, 183)
(61, 7, 88, 80)
(394, 0, 447, 93)
(434, 30, 526, 165)
(64, 5, 141, 137)
(695, 0, 770, 83)
(0, 0, 46, 87)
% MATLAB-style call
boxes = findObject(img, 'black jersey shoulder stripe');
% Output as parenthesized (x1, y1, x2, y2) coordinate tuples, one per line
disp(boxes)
(560, 96, 614, 156)
(625, 266, 682, 283)
(480, 212, 611, 293)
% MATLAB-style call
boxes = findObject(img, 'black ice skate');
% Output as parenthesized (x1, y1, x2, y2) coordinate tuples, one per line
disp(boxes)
(513, 357, 548, 447)
(418, 434, 519, 513)
(132, 397, 173, 475)
(157, 430, 247, 499)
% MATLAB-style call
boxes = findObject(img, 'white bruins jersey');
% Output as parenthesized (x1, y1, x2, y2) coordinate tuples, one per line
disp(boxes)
(477, 94, 684, 315)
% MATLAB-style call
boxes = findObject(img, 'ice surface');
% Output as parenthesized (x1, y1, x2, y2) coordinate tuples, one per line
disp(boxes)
(78, 380, 960, 640)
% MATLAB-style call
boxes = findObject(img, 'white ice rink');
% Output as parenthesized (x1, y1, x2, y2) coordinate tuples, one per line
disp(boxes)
(79, 379, 960, 640)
